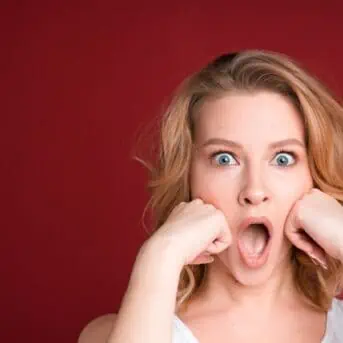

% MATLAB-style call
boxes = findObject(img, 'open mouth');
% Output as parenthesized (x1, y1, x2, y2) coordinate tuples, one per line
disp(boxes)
(237, 217, 273, 267)
(240, 223, 270, 255)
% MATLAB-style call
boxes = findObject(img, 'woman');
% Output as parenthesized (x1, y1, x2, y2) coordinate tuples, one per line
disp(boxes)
(78, 50, 343, 343)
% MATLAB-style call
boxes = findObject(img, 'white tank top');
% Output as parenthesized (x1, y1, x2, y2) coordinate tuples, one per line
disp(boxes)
(172, 298, 343, 343)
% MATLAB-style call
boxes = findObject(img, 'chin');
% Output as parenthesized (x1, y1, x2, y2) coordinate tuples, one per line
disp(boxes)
(229, 263, 278, 287)
(217, 242, 293, 287)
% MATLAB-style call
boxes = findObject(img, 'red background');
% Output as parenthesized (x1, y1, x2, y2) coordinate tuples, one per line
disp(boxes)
(2, 2, 343, 342)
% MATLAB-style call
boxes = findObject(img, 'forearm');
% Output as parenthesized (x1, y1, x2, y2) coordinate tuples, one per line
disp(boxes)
(107, 239, 183, 343)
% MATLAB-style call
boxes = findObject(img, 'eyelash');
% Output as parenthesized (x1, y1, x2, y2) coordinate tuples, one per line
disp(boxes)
(209, 150, 237, 164)
(274, 150, 298, 166)
(209, 149, 298, 167)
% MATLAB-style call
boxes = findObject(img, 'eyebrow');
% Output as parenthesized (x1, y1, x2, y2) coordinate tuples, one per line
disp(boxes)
(199, 138, 305, 150)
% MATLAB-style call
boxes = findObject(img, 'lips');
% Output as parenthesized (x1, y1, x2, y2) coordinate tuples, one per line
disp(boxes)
(237, 216, 273, 268)
(238, 216, 273, 238)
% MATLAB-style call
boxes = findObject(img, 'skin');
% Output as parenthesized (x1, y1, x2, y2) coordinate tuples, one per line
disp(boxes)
(285, 188, 343, 266)
(183, 91, 327, 342)
(78, 90, 342, 343)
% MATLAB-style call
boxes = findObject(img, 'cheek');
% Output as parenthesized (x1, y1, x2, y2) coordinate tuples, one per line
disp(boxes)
(190, 165, 237, 208)
(270, 169, 313, 207)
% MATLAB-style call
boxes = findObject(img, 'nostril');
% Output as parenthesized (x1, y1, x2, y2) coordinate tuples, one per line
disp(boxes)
(238, 190, 269, 206)
(244, 197, 253, 205)
(243, 195, 268, 205)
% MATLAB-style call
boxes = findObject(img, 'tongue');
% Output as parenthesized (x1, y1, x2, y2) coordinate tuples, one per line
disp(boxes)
(239, 224, 268, 256)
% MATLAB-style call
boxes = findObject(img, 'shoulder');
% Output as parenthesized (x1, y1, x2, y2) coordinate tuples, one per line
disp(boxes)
(78, 313, 117, 343)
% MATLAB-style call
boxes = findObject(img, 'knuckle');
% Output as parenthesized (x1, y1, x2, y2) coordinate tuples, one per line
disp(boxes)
(215, 209, 226, 220)
(204, 203, 215, 210)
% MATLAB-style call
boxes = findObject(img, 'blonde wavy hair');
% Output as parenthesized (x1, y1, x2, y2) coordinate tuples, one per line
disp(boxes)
(137, 50, 343, 312)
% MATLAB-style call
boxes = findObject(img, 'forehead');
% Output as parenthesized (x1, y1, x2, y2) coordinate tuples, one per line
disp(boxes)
(193, 91, 305, 144)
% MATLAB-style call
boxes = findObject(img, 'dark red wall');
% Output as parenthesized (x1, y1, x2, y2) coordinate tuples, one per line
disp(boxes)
(2, 2, 343, 342)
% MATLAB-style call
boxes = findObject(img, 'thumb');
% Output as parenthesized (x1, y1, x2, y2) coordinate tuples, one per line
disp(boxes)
(205, 230, 232, 255)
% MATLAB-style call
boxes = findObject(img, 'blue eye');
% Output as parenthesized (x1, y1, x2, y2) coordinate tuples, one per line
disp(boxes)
(272, 152, 296, 167)
(212, 152, 237, 166)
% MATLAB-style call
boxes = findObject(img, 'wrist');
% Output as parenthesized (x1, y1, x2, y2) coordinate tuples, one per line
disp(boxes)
(138, 236, 185, 272)
(126, 238, 183, 298)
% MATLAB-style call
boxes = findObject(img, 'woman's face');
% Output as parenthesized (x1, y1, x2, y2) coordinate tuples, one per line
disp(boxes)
(190, 91, 313, 285)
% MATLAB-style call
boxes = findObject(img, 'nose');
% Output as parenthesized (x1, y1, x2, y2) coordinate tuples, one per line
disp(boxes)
(238, 190, 269, 206)
(238, 170, 270, 206)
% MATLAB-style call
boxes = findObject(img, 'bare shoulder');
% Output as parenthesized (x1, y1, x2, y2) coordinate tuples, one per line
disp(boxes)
(78, 313, 117, 343)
